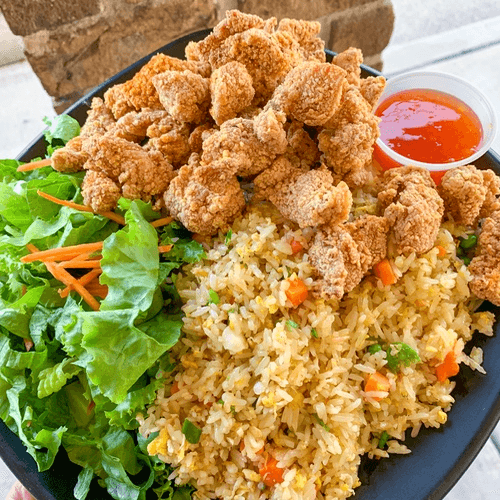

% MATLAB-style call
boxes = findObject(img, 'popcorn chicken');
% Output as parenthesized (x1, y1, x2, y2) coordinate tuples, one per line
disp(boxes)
(332, 47, 363, 86)
(378, 166, 444, 255)
(209, 62, 255, 125)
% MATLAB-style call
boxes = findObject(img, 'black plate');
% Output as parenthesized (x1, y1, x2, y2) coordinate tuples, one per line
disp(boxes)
(3, 28, 500, 500)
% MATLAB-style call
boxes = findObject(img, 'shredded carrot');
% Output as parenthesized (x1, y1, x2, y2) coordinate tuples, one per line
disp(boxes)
(151, 217, 174, 228)
(290, 239, 304, 255)
(23, 338, 34, 352)
(37, 190, 126, 225)
(373, 259, 397, 286)
(170, 381, 180, 394)
(26, 244, 100, 310)
(85, 279, 108, 299)
(59, 260, 102, 269)
(158, 244, 173, 253)
(87, 401, 96, 416)
(21, 241, 103, 263)
(59, 268, 102, 298)
(285, 278, 308, 308)
(364, 371, 391, 400)
(16, 158, 52, 172)
(259, 456, 284, 487)
(435, 351, 460, 382)
(436, 245, 446, 257)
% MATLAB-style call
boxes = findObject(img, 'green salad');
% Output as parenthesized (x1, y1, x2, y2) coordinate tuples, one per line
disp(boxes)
(0, 116, 203, 499)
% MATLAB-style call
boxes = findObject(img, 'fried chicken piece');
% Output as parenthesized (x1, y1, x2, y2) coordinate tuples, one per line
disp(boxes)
(80, 97, 117, 138)
(318, 85, 380, 187)
(480, 169, 500, 217)
(253, 107, 287, 153)
(193, 10, 268, 65)
(152, 70, 210, 124)
(51, 136, 88, 173)
(378, 166, 444, 255)
(285, 121, 321, 169)
(332, 47, 363, 86)
(276, 18, 326, 63)
(211, 28, 290, 101)
(103, 83, 135, 119)
(188, 123, 214, 154)
(83, 136, 174, 209)
(209, 61, 255, 125)
(201, 114, 286, 178)
(81, 170, 121, 213)
(51, 98, 116, 173)
(469, 211, 500, 306)
(144, 117, 191, 166)
(113, 109, 170, 143)
(254, 158, 352, 228)
(107, 54, 207, 116)
(163, 159, 245, 235)
(309, 215, 389, 299)
(270, 62, 348, 127)
(360, 76, 386, 110)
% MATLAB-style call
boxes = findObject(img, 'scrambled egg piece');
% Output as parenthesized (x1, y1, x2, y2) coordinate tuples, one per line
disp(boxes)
(147, 427, 169, 456)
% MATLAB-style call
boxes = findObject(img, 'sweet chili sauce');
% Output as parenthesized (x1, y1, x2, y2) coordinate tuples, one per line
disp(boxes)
(374, 88, 483, 183)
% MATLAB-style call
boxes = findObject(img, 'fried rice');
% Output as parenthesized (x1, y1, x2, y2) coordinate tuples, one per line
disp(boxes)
(138, 201, 494, 500)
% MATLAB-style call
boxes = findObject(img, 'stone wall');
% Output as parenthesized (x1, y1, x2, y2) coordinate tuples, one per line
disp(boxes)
(0, 0, 394, 112)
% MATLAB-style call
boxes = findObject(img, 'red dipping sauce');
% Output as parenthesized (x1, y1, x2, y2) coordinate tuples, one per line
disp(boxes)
(373, 88, 484, 184)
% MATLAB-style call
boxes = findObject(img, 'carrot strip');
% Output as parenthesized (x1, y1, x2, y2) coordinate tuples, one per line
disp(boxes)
(85, 280, 108, 300)
(158, 244, 173, 253)
(16, 158, 52, 172)
(21, 242, 103, 263)
(285, 278, 308, 308)
(59, 268, 102, 298)
(290, 239, 304, 255)
(59, 260, 102, 269)
(436, 245, 447, 258)
(435, 351, 460, 382)
(373, 259, 397, 286)
(37, 190, 126, 225)
(259, 456, 284, 487)
(365, 371, 391, 400)
(151, 217, 174, 228)
(27, 244, 100, 310)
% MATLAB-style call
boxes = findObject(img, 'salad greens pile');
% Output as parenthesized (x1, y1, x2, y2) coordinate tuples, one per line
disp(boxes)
(0, 116, 204, 499)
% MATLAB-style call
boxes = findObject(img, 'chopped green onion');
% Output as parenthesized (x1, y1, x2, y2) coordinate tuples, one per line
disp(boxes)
(378, 431, 389, 449)
(463, 256, 471, 266)
(182, 419, 202, 444)
(459, 234, 477, 249)
(368, 343, 382, 354)
(311, 328, 318, 339)
(217, 399, 224, 405)
(313, 413, 330, 432)
(208, 289, 220, 305)
(385, 342, 420, 373)
(230, 405, 236, 415)
(225, 229, 233, 245)
(456, 245, 464, 257)
(286, 319, 299, 330)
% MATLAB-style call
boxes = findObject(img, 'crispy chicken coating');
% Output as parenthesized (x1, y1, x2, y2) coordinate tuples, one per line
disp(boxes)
(253, 107, 287, 153)
(113, 109, 170, 143)
(51, 136, 88, 173)
(188, 123, 214, 154)
(105, 54, 207, 118)
(81, 170, 121, 213)
(270, 62, 348, 127)
(201, 114, 286, 178)
(276, 18, 326, 63)
(103, 83, 135, 119)
(80, 97, 117, 138)
(378, 166, 444, 255)
(481, 169, 500, 216)
(163, 159, 245, 235)
(254, 158, 352, 228)
(309, 215, 389, 299)
(83, 136, 174, 210)
(209, 61, 255, 125)
(469, 211, 500, 306)
(152, 70, 210, 124)
(144, 118, 191, 166)
(332, 47, 363, 86)
(285, 121, 321, 169)
(318, 85, 380, 187)
(360, 76, 386, 110)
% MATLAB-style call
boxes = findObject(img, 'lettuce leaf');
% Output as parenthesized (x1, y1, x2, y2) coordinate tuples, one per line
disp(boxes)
(43, 115, 81, 146)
